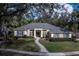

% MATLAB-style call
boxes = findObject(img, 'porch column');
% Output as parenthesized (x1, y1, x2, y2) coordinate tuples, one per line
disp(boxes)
(14, 31, 17, 36)
(41, 30, 43, 37)
(34, 29, 36, 37)
(27, 29, 30, 36)
(69, 34, 72, 38)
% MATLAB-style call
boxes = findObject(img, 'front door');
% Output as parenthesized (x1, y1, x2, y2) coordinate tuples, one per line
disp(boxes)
(36, 30, 41, 37)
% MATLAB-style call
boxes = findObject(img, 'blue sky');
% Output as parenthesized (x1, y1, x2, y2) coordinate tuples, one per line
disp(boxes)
(69, 3, 79, 10)
(62, 3, 79, 14)
(24, 3, 79, 19)
(21, 3, 79, 19)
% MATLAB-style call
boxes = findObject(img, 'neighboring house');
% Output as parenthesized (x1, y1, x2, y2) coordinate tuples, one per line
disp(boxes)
(14, 23, 72, 38)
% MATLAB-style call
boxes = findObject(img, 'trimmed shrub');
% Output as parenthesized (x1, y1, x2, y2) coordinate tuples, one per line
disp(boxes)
(14, 36, 19, 40)
(23, 35, 33, 38)
(26, 36, 34, 38)
(14, 35, 34, 40)
(49, 38, 75, 42)
(23, 35, 27, 38)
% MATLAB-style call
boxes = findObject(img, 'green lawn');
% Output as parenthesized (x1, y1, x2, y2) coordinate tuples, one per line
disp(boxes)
(0, 38, 39, 52)
(40, 40, 79, 52)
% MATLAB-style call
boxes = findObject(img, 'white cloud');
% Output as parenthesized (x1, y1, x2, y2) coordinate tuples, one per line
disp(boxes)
(58, 3, 73, 14)
(64, 4, 73, 14)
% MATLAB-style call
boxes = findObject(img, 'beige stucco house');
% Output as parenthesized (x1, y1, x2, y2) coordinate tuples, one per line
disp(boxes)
(14, 23, 72, 38)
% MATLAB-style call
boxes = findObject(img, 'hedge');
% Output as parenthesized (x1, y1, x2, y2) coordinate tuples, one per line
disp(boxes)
(48, 38, 75, 41)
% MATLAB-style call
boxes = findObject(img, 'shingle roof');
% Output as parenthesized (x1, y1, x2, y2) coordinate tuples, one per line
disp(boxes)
(15, 23, 70, 33)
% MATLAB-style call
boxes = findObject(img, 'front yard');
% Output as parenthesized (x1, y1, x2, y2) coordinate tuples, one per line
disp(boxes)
(0, 37, 39, 52)
(40, 40, 79, 52)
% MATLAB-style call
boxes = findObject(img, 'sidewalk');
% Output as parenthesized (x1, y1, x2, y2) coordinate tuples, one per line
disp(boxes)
(34, 37, 48, 53)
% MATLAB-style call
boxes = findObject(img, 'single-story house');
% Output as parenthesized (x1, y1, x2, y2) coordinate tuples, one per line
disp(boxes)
(14, 23, 72, 38)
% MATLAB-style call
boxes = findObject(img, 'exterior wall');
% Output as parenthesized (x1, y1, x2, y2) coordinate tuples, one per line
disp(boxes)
(14, 31, 17, 36)
(34, 30, 36, 37)
(30, 30, 34, 36)
(51, 34, 60, 38)
(43, 30, 49, 37)
(41, 30, 43, 37)
(34, 28, 43, 37)
(51, 33, 72, 38)
(23, 31, 28, 35)
(14, 29, 46, 37)
(14, 30, 28, 36)
(27, 29, 30, 36)
(69, 34, 72, 38)
(33, 28, 49, 38)
(59, 34, 64, 38)
(14, 29, 72, 38)
(51, 34, 54, 37)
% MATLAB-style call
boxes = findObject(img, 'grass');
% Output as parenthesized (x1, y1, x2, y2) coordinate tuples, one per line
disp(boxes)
(40, 40, 79, 52)
(0, 38, 39, 52)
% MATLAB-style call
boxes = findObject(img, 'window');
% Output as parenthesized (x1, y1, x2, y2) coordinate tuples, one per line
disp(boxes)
(53, 34, 59, 38)
(43, 31, 47, 37)
(63, 33, 69, 38)
(17, 31, 23, 36)
(59, 34, 64, 38)
(30, 31, 34, 36)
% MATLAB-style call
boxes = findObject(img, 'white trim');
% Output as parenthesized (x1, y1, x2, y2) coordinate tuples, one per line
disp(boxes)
(41, 30, 43, 37)
(69, 34, 72, 38)
(59, 34, 64, 38)
(23, 31, 27, 35)
(27, 29, 30, 36)
(34, 28, 43, 30)
(34, 30, 36, 37)
(33, 28, 49, 37)
(51, 34, 54, 37)
(14, 31, 17, 36)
